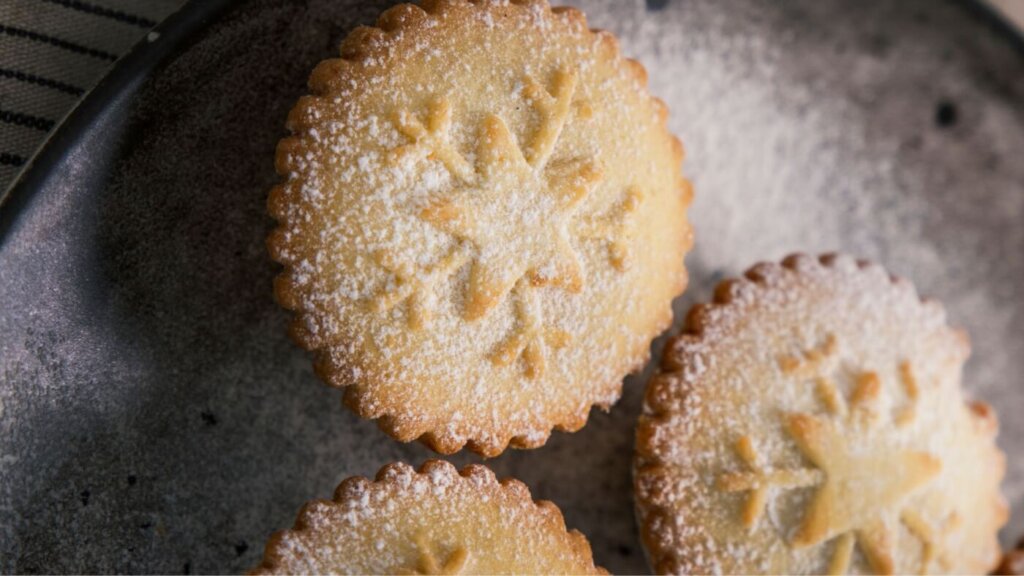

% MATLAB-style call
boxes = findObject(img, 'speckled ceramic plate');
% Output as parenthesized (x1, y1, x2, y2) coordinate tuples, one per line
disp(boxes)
(2, 0, 1022, 573)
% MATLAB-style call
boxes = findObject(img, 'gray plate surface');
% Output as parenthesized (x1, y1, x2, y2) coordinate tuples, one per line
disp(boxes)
(1, 0, 1022, 573)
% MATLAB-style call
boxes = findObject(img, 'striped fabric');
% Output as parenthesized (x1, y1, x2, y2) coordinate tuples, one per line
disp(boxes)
(0, 0, 183, 190)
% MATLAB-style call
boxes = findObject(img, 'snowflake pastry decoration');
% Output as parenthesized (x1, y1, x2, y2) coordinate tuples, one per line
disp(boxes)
(716, 335, 960, 574)
(372, 68, 644, 377)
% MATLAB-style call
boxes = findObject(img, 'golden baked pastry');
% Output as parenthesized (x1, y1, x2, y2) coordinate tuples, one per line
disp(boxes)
(252, 460, 606, 574)
(634, 254, 1007, 575)
(268, 0, 691, 456)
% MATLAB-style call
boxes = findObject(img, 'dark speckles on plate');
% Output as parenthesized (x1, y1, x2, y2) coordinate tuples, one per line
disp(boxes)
(0, 0, 1022, 573)
(936, 99, 958, 127)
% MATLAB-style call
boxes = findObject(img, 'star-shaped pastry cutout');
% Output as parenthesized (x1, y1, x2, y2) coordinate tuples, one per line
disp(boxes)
(383, 69, 609, 329)
(420, 113, 601, 320)
(377, 69, 643, 374)
(785, 410, 942, 573)
(722, 337, 957, 574)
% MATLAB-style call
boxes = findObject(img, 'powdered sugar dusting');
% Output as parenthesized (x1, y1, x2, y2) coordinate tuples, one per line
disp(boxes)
(635, 256, 1006, 574)
(270, 0, 690, 455)
(254, 461, 604, 574)
(2, 1, 1021, 573)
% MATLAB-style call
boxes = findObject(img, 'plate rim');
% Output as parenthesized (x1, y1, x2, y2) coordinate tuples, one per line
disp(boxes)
(0, 0, 1022, 570)
(0, 0, 236, 246)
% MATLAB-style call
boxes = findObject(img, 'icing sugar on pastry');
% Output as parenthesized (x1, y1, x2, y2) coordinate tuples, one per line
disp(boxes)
(269, 0, 692, 456)
(251, 460, 606, 575)
(634, 254, 1007, 575)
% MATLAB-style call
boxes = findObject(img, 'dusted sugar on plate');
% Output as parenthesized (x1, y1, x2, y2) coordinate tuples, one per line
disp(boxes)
(634, 254, 1007, 575)
(252, 460, 606, 575)
(268, 0, 692, 456)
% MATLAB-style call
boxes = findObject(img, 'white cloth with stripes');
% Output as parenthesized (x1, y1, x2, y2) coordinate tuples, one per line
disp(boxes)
(0, 0, 183, 190)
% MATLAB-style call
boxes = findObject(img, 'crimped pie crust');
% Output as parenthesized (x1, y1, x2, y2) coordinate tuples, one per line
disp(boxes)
(269, 0, 692, 456)
(634, 254, 1007, 574)
(252, 460, 606, 574)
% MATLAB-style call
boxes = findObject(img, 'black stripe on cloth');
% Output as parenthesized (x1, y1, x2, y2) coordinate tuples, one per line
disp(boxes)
(1, 152, 27, 167)
(0, 67, 85, 96)
(40, 0, 158, 29)
(0, 24, 119, 61)
(0, 108, 56, 132)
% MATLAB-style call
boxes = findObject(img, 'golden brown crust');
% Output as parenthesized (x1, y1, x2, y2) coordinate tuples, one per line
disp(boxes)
(995, 538, 1024, 575)
(269, 0, 691, 456)
(252, 460, 606, 575)
(634, 254, 1007, 575)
